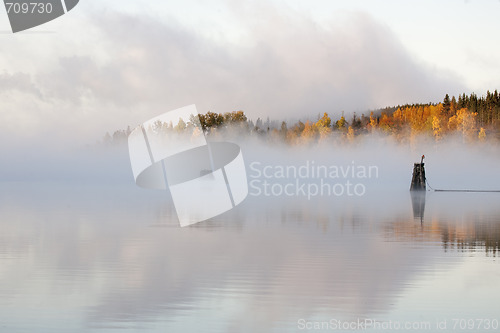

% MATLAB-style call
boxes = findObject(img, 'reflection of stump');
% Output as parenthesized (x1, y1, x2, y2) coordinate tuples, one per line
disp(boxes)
(410, 163, 426, 191)
(410, 191, 426, 223)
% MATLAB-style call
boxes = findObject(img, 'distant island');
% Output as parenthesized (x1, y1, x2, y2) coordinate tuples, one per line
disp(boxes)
(102, 90, 500, 145)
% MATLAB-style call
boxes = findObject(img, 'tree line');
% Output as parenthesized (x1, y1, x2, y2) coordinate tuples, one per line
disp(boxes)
(102, 90, 500, 145)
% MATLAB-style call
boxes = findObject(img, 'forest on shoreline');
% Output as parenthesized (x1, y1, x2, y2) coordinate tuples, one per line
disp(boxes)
(103, 90, 500, 146)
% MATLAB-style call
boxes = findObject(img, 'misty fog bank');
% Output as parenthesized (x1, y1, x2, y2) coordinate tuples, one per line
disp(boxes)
(1, 133, 499, 195)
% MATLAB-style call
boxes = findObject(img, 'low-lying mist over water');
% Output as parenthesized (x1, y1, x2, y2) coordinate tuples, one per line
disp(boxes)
(3, 130, 500, 193)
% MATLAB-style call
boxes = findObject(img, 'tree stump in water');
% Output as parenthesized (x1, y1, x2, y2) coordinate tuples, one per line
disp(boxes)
(410, 155, 426, 191)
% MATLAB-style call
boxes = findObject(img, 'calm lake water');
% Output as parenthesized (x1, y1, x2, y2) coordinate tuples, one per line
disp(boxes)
(0, 179, 499, 332)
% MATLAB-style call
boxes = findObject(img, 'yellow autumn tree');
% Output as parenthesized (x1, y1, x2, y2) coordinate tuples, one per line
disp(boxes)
(459, 108, 477, 142)
(368, 111, 378, 132)
(393, 108, 403, 125)
(378, 113, 393, 133)
(432, 116, 442, 142)
(478, 127, 486, 142)
(301, 121, 318, 143)
(429, 104, 447, 141)
(347, 126, 355, 143)
(317, 112, 331, 128)
(449, 108, 477, 142)
(316, 113, 332, 140)
(336, 116, 347, 132)
(448, 113, 460, 132)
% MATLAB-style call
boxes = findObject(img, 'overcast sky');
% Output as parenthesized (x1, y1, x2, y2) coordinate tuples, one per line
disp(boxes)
(0, 0, 499, 146)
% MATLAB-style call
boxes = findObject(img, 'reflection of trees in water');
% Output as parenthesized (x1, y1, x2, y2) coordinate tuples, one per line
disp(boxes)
(380, 193, 500, 254)
(384, 217, 500, 255)
(273, 199, 375, 234)
(272, 197, 500, 255)
(440, 222, 499, 254)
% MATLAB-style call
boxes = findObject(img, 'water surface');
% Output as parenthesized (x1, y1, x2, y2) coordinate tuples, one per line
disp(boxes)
(0, 181, 499, 332)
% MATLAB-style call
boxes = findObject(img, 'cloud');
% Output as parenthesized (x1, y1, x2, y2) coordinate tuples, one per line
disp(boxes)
(0, 3, 465, 147)
(78, 7, 463, 117)
(0, 71, 42, 97)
